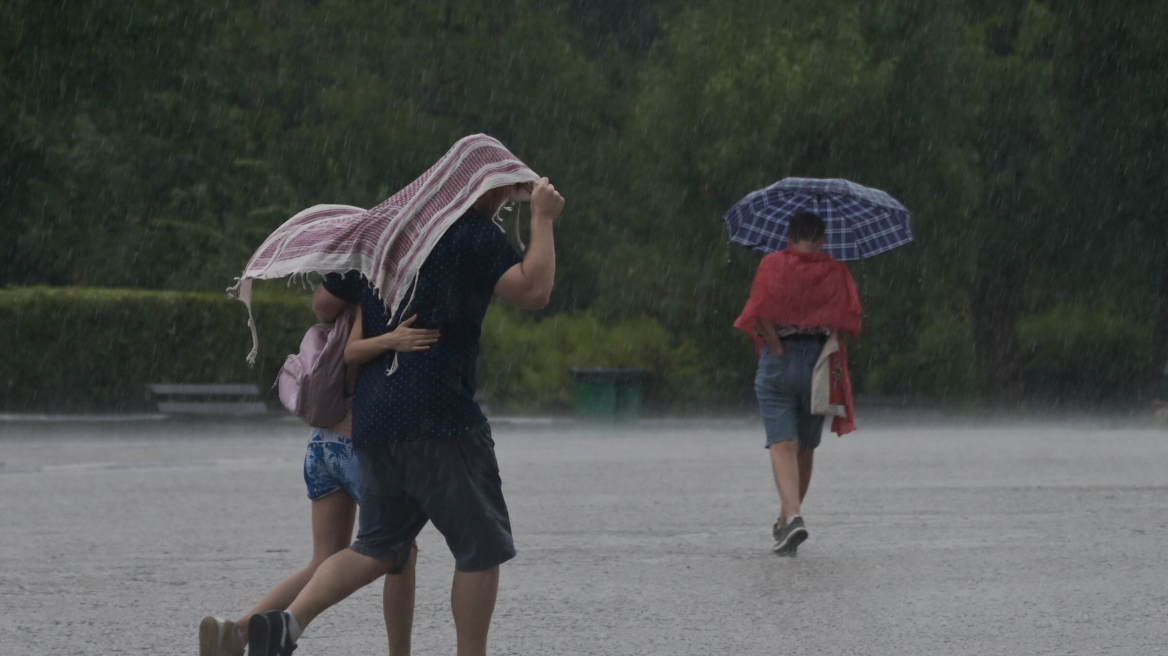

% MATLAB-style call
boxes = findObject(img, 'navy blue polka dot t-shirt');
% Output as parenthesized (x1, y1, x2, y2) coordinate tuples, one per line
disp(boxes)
(323, 208, 522, 447)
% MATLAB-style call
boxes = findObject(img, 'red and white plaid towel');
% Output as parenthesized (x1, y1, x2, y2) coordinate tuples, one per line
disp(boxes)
(228, 134, 539, 364)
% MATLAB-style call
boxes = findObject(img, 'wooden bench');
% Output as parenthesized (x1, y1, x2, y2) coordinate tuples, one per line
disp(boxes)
(149, 384, 268, 416)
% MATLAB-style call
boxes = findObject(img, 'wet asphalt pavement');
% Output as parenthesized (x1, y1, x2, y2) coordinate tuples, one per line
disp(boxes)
(2, 411, 1166, 655)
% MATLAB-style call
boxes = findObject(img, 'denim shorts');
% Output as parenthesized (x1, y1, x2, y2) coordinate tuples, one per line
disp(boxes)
(350, 423, 515, 573)
(303, 427, 362, 501)
(754, 340, 826, 450)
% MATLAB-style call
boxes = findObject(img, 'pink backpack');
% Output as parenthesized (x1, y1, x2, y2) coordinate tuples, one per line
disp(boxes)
(277, 307, 352, 427)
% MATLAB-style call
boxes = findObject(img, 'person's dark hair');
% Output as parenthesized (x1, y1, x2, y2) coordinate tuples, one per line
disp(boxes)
(788, 211, 825, 243)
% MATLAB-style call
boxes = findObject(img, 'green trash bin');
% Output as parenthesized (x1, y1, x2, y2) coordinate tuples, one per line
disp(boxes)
(568, 368, 645, 423)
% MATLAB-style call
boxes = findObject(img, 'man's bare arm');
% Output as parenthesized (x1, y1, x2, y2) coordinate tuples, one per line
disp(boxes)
(494, 177, 564, 310)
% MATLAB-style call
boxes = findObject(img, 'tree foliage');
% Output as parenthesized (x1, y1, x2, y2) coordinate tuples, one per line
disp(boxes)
(3, 0, 1167, 404)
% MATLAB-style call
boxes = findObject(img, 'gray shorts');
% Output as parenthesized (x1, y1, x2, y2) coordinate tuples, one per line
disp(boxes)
(350, 423, 515, 573)
(754, 339, 826, 450)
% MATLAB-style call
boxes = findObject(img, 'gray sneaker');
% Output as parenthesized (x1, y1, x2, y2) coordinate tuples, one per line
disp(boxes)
(199, 616, 244, 656)
(772, 517, 808, 556)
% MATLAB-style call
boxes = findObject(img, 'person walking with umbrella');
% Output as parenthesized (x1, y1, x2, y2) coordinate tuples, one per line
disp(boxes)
(727, 178, 911, 556)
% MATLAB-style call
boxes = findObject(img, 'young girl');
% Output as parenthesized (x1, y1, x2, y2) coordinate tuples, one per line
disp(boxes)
(200, 290, 438, 656)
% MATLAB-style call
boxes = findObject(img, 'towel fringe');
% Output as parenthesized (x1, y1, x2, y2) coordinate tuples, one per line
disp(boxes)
(383, 272, 421, 377)
(227, 277, 259, 367)
(513, 201, 526, 252)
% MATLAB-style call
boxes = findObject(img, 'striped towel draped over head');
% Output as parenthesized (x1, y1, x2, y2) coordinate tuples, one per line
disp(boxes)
(227, 134, 540, 364)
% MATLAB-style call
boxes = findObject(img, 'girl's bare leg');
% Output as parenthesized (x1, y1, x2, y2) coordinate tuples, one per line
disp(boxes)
(235, 490, 357, 641)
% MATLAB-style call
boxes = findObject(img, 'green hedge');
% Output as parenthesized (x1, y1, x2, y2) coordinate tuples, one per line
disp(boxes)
(5, 287, 1154, 412)
(0, 286, 711, 414)
(863, 305, 1152, 402)
(1019, 306, 1152, 402)
(0, 286, 314, 412)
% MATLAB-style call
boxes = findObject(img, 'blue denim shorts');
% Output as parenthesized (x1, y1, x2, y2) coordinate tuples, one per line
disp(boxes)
(754, 340, 826, 450)
(303, 427, 362, 501)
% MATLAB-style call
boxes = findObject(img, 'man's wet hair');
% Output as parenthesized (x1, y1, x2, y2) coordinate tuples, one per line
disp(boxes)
(788, 212, 825, 243)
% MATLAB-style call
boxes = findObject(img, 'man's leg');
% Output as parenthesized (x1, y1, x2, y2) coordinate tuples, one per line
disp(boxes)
(792, 393, 823, 507)
(383, 543, 417, 656)
(268, 441, 422, 642)
(451, 566, 499, 656)
(769, 438, 802, 523)
(797, 447, 814, 502)
(757, 353, 802, 523)
(248, 548, 399, 656)
(235, 490, 357, 640)
(285, 548, 396, 629)
(406, 428, 512, 656)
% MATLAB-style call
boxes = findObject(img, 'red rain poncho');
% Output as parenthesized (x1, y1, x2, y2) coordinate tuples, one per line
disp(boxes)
(734, 249, 862, 435)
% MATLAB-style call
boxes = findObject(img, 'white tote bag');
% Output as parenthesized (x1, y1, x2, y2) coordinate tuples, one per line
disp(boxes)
(810, 333, 847, 417)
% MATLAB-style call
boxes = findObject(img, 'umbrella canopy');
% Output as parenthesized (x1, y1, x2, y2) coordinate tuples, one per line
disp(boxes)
(724, 177, 913, 260)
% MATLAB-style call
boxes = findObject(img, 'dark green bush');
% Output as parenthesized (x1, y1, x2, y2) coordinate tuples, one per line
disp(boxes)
(1019, 306, 1152, 402)
(863, 312, 978, 400)
(0, 286, 314, 412)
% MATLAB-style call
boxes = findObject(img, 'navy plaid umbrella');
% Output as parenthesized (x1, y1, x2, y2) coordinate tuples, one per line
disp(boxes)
(724, 177, 913, 260)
